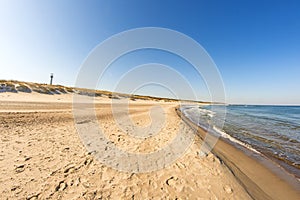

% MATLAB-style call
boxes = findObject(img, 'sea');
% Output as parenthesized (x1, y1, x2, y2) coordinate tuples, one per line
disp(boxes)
(180, 104, 300, 178)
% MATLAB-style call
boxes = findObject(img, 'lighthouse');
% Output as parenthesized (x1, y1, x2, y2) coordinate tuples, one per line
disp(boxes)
(50, 73, 53, 85)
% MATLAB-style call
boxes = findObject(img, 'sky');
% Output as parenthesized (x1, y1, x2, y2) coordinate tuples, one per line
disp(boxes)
(0, 0, 299, 104)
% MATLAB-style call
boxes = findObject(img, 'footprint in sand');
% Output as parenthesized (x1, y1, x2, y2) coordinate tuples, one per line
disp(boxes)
(15, 164, 25, 173)
(55, 181, 68, 192)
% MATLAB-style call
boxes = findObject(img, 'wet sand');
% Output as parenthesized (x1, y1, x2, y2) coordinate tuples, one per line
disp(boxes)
(179, 108, 300, 200)
(0, 94, 251, 199)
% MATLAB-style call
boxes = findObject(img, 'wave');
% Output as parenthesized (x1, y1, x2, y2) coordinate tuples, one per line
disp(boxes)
(181, 105, 261, 154)
(180, 104, 300, 178)
(212, 126, 261, 154)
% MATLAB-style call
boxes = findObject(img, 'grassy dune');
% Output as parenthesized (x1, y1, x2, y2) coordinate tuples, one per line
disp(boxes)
(0, 80, 207, 103)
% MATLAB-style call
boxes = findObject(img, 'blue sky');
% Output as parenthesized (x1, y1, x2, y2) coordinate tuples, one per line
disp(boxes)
(0, 0, 299, 104)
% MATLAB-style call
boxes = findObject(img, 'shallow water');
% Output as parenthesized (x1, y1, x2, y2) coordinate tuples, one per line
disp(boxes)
(180, 104, 300, 177)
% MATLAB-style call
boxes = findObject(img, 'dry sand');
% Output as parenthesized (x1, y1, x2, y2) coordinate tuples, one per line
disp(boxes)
(0, 92, 252, 199)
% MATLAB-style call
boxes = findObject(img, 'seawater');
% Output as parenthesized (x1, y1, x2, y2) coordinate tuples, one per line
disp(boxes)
(180, 104, 300, 177)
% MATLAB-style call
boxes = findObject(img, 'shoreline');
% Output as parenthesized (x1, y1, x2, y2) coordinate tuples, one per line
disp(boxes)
(176, 107, 300, 199)
(184, 104, 300, 179)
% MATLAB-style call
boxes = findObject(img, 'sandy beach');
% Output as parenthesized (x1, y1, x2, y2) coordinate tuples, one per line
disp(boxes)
(1, 81, 299, 200)
(1, 1, 300, 199)
(0, 90, 253, 199)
